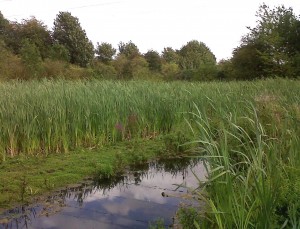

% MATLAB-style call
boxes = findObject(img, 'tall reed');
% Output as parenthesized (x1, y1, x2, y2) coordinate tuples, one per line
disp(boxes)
(0, 78, 299, 166)
(186, 86, 300, 228)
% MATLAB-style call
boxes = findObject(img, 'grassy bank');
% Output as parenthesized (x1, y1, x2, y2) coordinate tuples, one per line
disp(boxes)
(0, 135, 188, 211)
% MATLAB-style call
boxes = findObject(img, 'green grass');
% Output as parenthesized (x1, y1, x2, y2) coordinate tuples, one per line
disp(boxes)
(0, 78, 298, 160)
(0, 136, 184, 211)
(179, 83, 300, 228)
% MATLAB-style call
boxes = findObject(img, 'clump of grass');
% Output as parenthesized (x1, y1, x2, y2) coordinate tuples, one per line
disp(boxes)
(148, 218, 165, 229)
(186, 96, 300, 228)
(177, 206, 202, 229)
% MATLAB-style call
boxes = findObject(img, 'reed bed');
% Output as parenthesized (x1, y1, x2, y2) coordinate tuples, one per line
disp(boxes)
(0, 78, 299, 162)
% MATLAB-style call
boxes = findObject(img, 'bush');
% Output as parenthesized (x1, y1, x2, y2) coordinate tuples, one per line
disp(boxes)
(42, 59, 68, 79)
(92, 61, 117, 79)
(0, 41, 27, 80)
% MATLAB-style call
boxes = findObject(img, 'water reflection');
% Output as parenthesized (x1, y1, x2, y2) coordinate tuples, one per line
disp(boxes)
(0, 157, 206, 229)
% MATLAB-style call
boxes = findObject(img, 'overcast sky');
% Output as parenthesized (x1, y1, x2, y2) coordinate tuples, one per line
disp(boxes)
(1, 0, 299, 61)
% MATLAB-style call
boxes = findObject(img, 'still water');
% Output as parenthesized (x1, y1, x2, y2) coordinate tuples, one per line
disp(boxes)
(0, 158, 206, 229)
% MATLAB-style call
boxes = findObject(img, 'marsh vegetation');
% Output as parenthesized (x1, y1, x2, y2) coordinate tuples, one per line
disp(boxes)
(0, 78, 299, 228)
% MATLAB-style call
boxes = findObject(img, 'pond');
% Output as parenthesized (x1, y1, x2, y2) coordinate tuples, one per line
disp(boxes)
(0, 158, 206, 229)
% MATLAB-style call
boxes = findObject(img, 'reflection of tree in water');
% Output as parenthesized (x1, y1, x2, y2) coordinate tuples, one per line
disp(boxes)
(155, 157, 199, 174)
(120, 157, 200, 186)
(0, 157, 201, 228)
(0, 205, 37, 229)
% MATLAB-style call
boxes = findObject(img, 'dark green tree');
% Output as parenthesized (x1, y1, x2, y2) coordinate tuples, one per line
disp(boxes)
(49, 43, 70, 62)
(231, 43, 271, 80)
(53, 11, 94, 67)
(1, 15, 52, 58)
(20, 39, 43, 77)
(241, 4, 300, 77)
(95, 42, 116, 63)
(19, 17, 52, 59)
(217, 59, 234, 80)
(144, 50, 162, 72)
(0, 11, 9, 39)
(2, 21, 22, 54)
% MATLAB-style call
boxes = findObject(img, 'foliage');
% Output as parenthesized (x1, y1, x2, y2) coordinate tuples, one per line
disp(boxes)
(232, 4, 300, 79)
(162, 47, 179, 64)
(129, 56, 150, 79)
(113, 54, 150, 79)
(53, 11, 94, 67)
(18, 17, 52, 59)
(161, 62, 180, 80)
(179, 40, 216, 70)
(92, 60, 117, 79)
(49, 43, 70, 62)
(0, 11, 9, 39)
(177, 40, 217, 81)
(144, 50, 162, 72)
(0, 40, 26, 80)
(95, 42, 116, 63)
(217, 59, 234, 80)
(42, 59, 68, 78)
(20, 39, 43, 78)
(231, 43, 268, 80)
(118, 40, 140, 59)
(1, 4, 299, 81)
(2, 21, 22, 54)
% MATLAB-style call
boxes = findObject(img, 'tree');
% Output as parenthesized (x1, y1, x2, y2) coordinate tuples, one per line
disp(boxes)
(241, 4, 300, 77)
(49, 43, 70, 62)
(179, 40, 216, 70)
(20, 39, 43, 77)
(113, 54, 128, 79)
(53, 11, 94, 67)
(144, 50, 162, 72)
(162, 47, 179, 64)
(217, 59, 234, 80)
(0, 15, 52, 58)
(118, 41, 140, 58)
(178, 40, 217, 80)
(162, 62, 180, 80)
(2, 21, 22, 54)
(113, 54, 149, 79)
(0, 11, 9, 39)
(231, 43, 271, 80)
(129, 56, 149, 79)
(19, 17, 52, 59)
(95, 42, 116, 63)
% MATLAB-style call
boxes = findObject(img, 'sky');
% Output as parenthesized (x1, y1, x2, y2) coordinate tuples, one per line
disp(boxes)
(0, 0, 300, 61)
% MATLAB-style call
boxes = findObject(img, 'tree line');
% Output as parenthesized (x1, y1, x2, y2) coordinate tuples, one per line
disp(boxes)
(0, 4, 299, 81)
